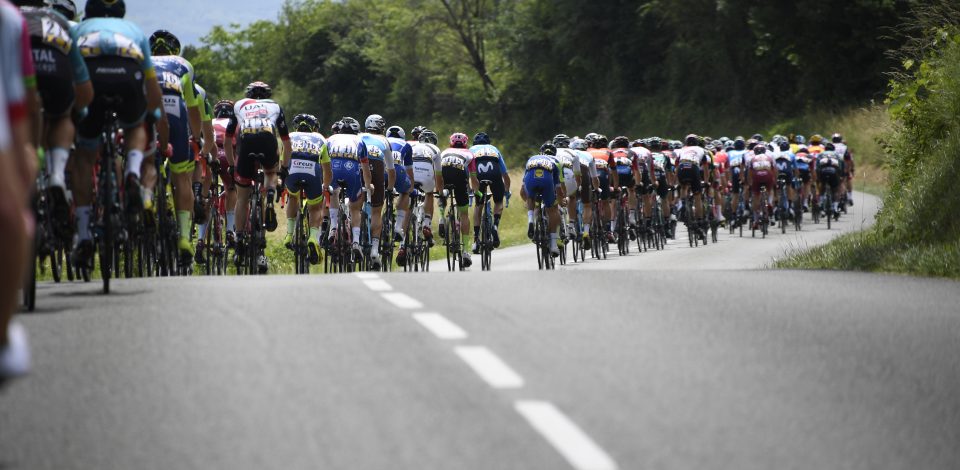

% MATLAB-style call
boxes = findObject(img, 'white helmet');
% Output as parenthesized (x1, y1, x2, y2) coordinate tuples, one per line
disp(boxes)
(364, 114, 385, 133)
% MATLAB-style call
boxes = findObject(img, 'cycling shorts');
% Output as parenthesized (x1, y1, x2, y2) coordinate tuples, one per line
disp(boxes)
(676, 163, 702, 193)
(751, 170, 775, 195)
(331, 158, 363, 201)
(476, 175, 505, 204)
(77, 57, 146, 140)
(412, 161, 436, 193)
(655, 171, 668, 199)
(618, 171, 636, 191)
(798, 168, 811, 184)
(523, 168, 557, 208)
(235, 132, 279, 186)
(162, 94, 193, 174)
(579, 170, 594, 204)
(562, 168, 577, 197)
(441, 166, 470, 207)
(392, 166, 412, 195)
(33, 45, 74, 118)
(597, 169, 612, 201)
(367, 159, 386, 207)
(285, 157, 324, 203)
(730, 167, 742, 194)
(216, 147, 236, 190)
(818, 168, 840, 189)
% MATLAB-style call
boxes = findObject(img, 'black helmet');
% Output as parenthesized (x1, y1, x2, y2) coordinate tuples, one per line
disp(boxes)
(292, 114, 320, 133)
(647, 137, 662, 149)
(631, 139, 645, 148)
(753, 143, 767, 154)
(330, 120, 344, 134)
(340, 116, 360, 134)
(213, 100, 234, 119)
(684, 134, 700, 146)
(386, 126, 405, 139)
(539, 142, 557, 156)
(49, 0, 78, 20)
(552, 134, 571, 148)
(149, 29, 181, 56)
(733, 137, 746, 150)
(824, 142, 836, 151)
(473, 132, 490, 146)
(245, 81, 272, 99)
(778, 140, 790, 151)
(751, 133, 764, 141)
(418, 129, 438, 145)
(584, 132, 599, 147)
(84, 0, 125, 18)
(411, 126, 426, 140)
(610, 136, 630, 149)
(594, 135, 609, 148)
(831, 133, 843, 143)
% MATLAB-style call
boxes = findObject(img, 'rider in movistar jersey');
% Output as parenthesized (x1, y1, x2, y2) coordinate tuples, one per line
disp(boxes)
(469, 132, 510, 250)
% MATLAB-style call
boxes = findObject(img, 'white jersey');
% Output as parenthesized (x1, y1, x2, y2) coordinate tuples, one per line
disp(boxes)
(411, 142, 441, 192)
(575, 149, 598, 178)
(833, 142, 848, 158)
(233, 98, 285, 136)
(677, 145, 707, 165)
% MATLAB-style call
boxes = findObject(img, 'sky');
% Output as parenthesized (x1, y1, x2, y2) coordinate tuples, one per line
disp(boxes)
(125, 0, 288, 46)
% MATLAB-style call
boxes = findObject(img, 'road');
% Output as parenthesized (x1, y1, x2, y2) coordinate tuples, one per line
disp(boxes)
(3, 191, 959, 470)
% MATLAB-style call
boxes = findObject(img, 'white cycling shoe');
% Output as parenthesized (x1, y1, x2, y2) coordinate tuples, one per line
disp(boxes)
(1, 322, 30, 383)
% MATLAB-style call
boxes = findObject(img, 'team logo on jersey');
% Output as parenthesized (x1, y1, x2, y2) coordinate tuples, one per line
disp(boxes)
(344, 161, 356, 171)
(477, 162, 495, 173)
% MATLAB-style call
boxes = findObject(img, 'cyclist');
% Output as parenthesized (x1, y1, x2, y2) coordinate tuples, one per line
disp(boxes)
(631, 138, 658, 232)
(469, 131, 510, 250)
(746, 142, 776, 230)
(832, 133, 854, 206)
(282, 113, 330, 265)
(647, 137, 672, 232)
(359, 114, 395, 270)
(410, 128, 442, 246)
(211, 99, 237, 243)
(587, 134, 618, 242)
(710, 140, 728, 223)
(570, 137, 599, 243)
(385, 125, 414, 244)
(726, 137, 747, 226)
(794, 145, 815, 212)
(190, 82, 217, 263)
(675, 134, 708, 236)
(1, 0, 38, 382)
(773, 139, 797, 221)
(609, 136, 639, 240)
(816, 147, 842, 219)
(150, 29, 214, 261)
(326, 116, 372, 257)
(808, 134, 825, 155)
(553, 134, 582, 239)
(224, 81, 293, 271)
(15, 0, 92, 219)
(521, 142, 563, 257)
(70, 0, 167, 270)
(438, 132, 475, 267)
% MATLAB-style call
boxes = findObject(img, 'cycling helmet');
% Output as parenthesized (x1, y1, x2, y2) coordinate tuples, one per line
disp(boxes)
(386, 125, 405, 139)
(797, 146, 809, 154)
(552, 134, 571, 148)
(631, 139, 645, 148)
(410, 126, 426, 140)
(84, 0, 124, 18)
(753, 143, 767, 154)
(584, 132, 599, 146)
(364, 114, 385, 133)
(778, 140, 790, 151)
(48, 0, 77, 19)
(449, 132, 469, 148)
(473, 132, 491, 146)
(719, 136, 730, 144)
(831, 133, 843, 143)
(419, 129, 438, 145)
(751, 133, 764, 141)
(149, 30, 180, 56)
(809, 134, 823, 144)
(330, 120, 344, 134)
(670, 140, 682, 150)
(570, 138, 588, 151)
(746, 139, 758, 151)
(245, 81, 272, 99)
(684, 134, 700, 146)
(340, 116, 361, 134)
(724, 141, 735, 151)
(647, 137, 661, 149)
(610, 136, 630, 149)
(539, 142, 557, 156)
(711, 139, 723, 149)
(824, 142, 836, 151)
(594, 135, 609, 148)
(213, 100, 234, 119)
(292, 114, 320, 133)
(733, 137, 745, 151)
(795, 135, 806, 145)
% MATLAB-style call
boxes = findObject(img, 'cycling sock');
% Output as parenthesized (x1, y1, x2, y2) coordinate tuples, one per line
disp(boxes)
(125, 149, 144, 179)
(423, 214, 432, 228)
(396, 210, 407, 231)
(49, 147, 69, 179)
(584, 225, 590, 235)
(198, 223, 207, 239)
(550, 232, 558, 244)
(494, 214, 501, 227)
(629, 210, 637, 224)
(847, 191, 853, 200)
(309, 227, 319, 243)
(226, 211, 236, 232)
(286, 218, 296, 235)
(76, 206, 92, 240)
(371, 238, 380, 256)
(527, 210, 534, 224)
(352, 227, 361, 243)
(473, 226, 480, 238)
(329, 208, 339, 229)
(177, 210, 192, 241)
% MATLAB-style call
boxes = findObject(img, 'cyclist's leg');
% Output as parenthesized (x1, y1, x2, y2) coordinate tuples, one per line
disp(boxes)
(163, 99, 196, 254)
(368, 160, 386, 259)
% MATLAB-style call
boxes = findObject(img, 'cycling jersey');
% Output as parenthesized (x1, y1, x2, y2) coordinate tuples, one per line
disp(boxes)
(360, 133, 394, 169)
(774, 151, 795, 175)
(387, 136, 413, 194)
(439, 147, 474, 207)
(411, 142, 441, 192)
(154, 55, 200, 171)
(713, 151, 728, 175)
(0, 0, 30, 150)
(575, 149, 597, 178)
(794, 150, 813, 171)
(212, 116, 235, 189)
(749, 154, 776, 194)
(589, 147, 615, 200)
(523, 154, 560, 208)
(73, 18, 153, 76)
(817, 152, 842, 189)
(194, 83, 212, 122)
(555, 148, 581, 196)
(676, 145, 708, 167)
(727, 149, 747, 169)
(327, 133, 368, 201)
(19, 6, 88, 117)
(808, 144, 825, 155)
(285, 131, 329, 203)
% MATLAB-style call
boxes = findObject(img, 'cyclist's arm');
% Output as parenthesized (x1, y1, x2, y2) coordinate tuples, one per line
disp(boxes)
(320, 144, 332, 189)
(68, 39, 93, 110)
(358, 142, 372, 191)
(275, 109, 292, 165)
(224, 116, 238, 166)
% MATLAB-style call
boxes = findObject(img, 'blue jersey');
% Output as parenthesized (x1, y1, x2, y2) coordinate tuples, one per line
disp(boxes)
(360, 133, 394, 169)
(153, 55, 199, 105)
(387, 137, 413, 168)
(73, 18, 154, 76)
(290, 132, 328, 163)
(469, 144, 508, 176)
(524, 155, 560, 185)
(727, 149, 747, 169)
(327, 134, 367, 163)
(774, 151, 795, 174)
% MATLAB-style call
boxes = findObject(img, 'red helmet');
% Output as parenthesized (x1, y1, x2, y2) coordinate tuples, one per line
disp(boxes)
(450, 132, 469, 148)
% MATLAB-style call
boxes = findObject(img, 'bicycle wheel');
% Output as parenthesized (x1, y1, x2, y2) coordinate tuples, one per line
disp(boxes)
(825, 194, 832, 230)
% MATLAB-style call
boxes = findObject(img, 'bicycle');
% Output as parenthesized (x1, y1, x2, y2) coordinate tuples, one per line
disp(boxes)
(615, 186, 631, 256)
(533, 194, 555, 270)
(823, 189, 834, 230)
(753, 186, 770, 238)
(88, 96, 130, 293)
(286, 186, 312, 275)
(476, 180, 496, 271)
(440, 184, 464, 272)
(590, 189, 607, 260)
(324, 179, 356, 273)
(571, 198, 585, 262)
(236, 168, 268, 275)
(378, 188, 396, 272)
(792, 177, 803, 232)
(402, 183, 430, 272)
(776, 174, 790, 234)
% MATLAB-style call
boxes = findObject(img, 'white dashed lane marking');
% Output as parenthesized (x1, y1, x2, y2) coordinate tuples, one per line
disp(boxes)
(455, 346, 524, 389)
(355, 273, 379, 280)
(412, 313, 468, 340)
(380, 292, 424, 310)
(515, 401, 618, 470)
(363, 279, 393, 291)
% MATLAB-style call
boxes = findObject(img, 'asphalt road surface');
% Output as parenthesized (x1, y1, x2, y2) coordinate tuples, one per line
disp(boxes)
(3, 191, 959, 470)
